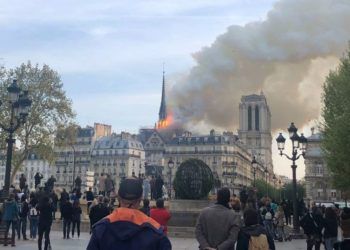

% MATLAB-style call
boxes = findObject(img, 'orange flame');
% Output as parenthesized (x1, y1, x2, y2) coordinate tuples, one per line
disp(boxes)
(157, 113, 173, 129)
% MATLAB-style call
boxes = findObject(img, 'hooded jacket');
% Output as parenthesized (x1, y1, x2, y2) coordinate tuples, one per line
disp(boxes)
(2, 199, 19, 221)
(87, 207, 171, 250)
(236, 224, 275, 250)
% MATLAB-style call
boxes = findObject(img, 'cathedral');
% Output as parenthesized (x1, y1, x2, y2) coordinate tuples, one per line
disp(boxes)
(238, 93, 273, 172)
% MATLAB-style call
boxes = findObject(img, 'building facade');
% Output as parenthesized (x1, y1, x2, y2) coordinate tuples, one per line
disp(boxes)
(163, 130, 257, 195)
(238, 93, 273, 173)
(54, 126, 95, 190)
(91, 132, 145, 192)
(304, 129, 340, 202)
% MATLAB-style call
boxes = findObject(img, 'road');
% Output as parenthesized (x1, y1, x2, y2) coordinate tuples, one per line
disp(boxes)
(12, 231, 309, 250)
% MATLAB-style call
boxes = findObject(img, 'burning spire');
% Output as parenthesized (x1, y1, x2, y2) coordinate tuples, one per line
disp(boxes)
(157, 67, 171, 129)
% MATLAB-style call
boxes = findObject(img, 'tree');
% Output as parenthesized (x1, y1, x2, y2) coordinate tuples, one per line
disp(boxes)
(173, 158, 213, 199)
(322, 46, 350, 192)
(0, 62, 75, 181)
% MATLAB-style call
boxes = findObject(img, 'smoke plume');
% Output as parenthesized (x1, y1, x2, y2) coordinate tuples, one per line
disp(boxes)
(170, 0, 350, 132)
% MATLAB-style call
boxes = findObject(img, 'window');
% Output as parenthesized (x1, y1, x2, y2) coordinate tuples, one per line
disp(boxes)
(248, 106, 252, 131)
(255, 106, 259, 131)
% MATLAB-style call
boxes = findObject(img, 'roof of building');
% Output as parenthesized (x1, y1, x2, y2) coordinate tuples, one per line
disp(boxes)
(305, 147, 323, 158)
(77, 126, 95, 137)
(307, 132, 323, 142)
(93, 133, 144, 150)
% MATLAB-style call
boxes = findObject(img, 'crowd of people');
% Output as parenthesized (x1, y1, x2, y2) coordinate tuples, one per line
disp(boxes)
(1, 173, 350, 250)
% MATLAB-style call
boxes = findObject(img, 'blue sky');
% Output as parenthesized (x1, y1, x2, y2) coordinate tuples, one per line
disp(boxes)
(0, 0, 277, 132)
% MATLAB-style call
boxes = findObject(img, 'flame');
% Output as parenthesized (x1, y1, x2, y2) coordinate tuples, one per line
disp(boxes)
(157, 113, 173, 129)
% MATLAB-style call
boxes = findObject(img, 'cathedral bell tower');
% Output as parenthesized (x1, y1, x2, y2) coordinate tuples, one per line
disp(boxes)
(238, 92, 273, 171)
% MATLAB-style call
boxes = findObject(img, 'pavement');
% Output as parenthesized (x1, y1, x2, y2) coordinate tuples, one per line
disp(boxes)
(10, 231, 309, 250)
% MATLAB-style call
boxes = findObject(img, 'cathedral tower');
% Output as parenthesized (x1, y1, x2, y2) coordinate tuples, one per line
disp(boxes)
(238, 92, 273, 171)
(157, 70, 168, 129)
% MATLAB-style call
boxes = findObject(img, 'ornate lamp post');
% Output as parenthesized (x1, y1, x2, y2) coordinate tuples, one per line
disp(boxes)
(279, 179, 282, 201)
(70, 144, 76, 191)
(276, 122, 308, 236)
(168, 158, 174, 199)
(0, 79, 32, 199)
(251, 156, 258, 187)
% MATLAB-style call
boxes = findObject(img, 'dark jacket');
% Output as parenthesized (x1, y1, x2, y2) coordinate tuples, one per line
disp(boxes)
(2, 199, 19, 221)
(236, 224, 275, 250)
(89, 203, 110, 226)
(87, 207, 171, 250)
(324, 217, 338, 239)
(19, 201, 30, 218)
(72, 206, 82, 222)
(341, 212, 350, 238)
(61, 201, 73, 220)
(86, 191, 94, 202)
(300, 211, 324, 236)
(37, 202, 54, 227)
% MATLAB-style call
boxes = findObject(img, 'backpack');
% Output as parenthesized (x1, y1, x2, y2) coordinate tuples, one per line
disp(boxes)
(30, 207, 38, 216)
(265, 211, 272, 220)
(248, 234, 269, 250)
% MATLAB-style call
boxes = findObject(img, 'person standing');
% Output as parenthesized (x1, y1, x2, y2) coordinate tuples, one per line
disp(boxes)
(275, 205, 287, 241)
(85, 187, 94, 214)
(74, 176, 82, 191)
(2, 193, 19, 247)
(37, 196, 54, 250)
(155, 175, 164, 199)
(236, 208, 275, 250)
(71, 200, 82, 238)
(89, 195, 110, 232)
(98, 173, 106, 196)
(34, 172, 43, 188)
(46, 175, 56, 193)
(61, 199, 73, 239)
(29, 193, 39, 240)
(19, 174, 27, 192)
(87, 178, 171, 250)
(140, 199, 151, 217)
(104, 174, 114, 198)
(150, 176, 156, 200)
(300, 204, 324, 250)
(323, 207, 338, 250)
(150, 199, 171, 235)
(18, 195, 29, 240)
(195, 188, 241, 250)
(143, 176, 151, 199)
(50, 191, 58, 220)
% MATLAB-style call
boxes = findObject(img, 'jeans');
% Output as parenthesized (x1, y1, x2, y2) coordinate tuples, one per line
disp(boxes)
(18, 217, 27, 239)
(63, 219, 71, 238)
(325, 237, 337, 250)
(264, 220, 274, 239)
(5, 220, 17, 246)
(72, 220, 80, 237)
(38, 224, 51, 250)
(30, 216, 38, 239)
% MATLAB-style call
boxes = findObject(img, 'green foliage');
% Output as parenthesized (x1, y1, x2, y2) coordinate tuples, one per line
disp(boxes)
(173, 158, 214, 200)
(322, 46, 350, 192)
(0, 62, 75, 179)
(254, 179, 305, 202)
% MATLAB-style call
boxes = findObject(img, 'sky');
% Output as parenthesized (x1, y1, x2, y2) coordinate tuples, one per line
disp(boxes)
(0, 0, 315, 179)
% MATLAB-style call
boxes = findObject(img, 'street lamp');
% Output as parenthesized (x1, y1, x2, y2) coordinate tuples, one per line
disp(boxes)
(279, 179, 282, 201)
(69, 144, 76, 191)
(0, 79, 32, 199)
(251, 156, 258, 187)
(168, 158, 174, 199)
(276, 122, 308, 236)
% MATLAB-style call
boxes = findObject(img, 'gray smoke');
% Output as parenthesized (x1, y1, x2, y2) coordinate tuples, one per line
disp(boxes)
(170, 0, 350, 132)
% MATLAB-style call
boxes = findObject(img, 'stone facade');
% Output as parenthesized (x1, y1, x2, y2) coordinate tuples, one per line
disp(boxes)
(238, 93, 273, 173)
(304, 130, 340, 202)
(91, 132, 145, 192)
(54, 126, 95, 190)
(163, 130, 256, 195)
